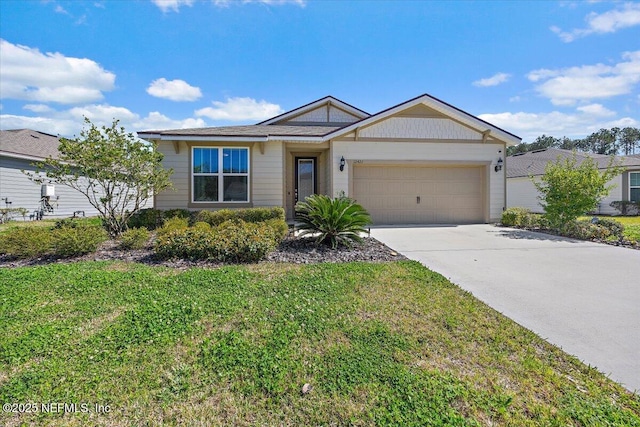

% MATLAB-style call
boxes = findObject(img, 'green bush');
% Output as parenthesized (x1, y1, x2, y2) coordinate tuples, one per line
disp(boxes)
(592, 217, 624, 238)
(501, 208, 531, 227)
(263, 218, 289, 241)
(163, 209, 193, 221)
(127, 208, 164, 230)
(195, 207, 285, 227)
(51, 225, 108, 257)
(0, 227, 54, 258)
(119, 227, 151, 250)
(157, 217, 189, 236)
(295, 194, 372, 249)
(561, 220, 612, 241)
(154, 219, 280, 262)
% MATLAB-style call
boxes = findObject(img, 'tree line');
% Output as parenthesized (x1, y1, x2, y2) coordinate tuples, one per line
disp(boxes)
(507, 127, 640, 157)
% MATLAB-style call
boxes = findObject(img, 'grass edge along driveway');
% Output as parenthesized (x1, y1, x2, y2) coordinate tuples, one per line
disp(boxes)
(1, 260, 639, 426)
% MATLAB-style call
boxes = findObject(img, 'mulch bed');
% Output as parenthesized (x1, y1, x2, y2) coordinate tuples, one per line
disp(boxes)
(0, 236, 406, 269)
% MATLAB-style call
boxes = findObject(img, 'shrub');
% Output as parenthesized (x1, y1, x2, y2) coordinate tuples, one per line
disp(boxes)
(263, 218, 289, 241)
(0, 227, 54, 258)
(295, 194, 372, 249)
(501, 208, 530, 227)
(591, 217, 624, 238)
(127, 208, 164, 230)
(163, 209, 193, 221)
(610, 201, 640, 216)
(561, 220, 612, 241)
(51, 225, 108, 257)
(154, 219, 280, 262)
(195, 207, 285, 227)
(119, 227, 151, 250)
(213, 219, 279, 263)
(534, 154, 623, 230)
(157, 217, 189, 236)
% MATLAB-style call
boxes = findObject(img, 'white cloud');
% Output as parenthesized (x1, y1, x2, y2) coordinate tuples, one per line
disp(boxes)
(526, 50, 640, 105)
(509, 96, 522, 102)
(0, 39, 115, 104)
(146, 78, 202, 102)
(575, 103, 616, 117)
(151, 0, 194, 13)
(473, 72, 511, 87)
(54, 4, 69, 14)
(479, 106, 639, 142)
(23, 104, 55, 113)
(1, 104, 206, 137)
(552, 2, 640, 42)
(195, 97, 283, 121)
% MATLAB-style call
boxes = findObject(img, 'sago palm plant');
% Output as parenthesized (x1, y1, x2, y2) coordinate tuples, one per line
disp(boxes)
(295, 194, 372, 249)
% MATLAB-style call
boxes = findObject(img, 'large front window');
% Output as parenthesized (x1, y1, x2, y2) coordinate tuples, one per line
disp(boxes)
(631, 172, 640, 202)
(193, 147, 249, 202)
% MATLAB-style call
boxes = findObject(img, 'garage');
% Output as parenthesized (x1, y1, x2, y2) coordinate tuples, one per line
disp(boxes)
(352, 164, 486, 224)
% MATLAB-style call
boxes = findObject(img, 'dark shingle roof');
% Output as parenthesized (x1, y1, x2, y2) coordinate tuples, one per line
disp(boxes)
(507, 148, 640, 178)
(138, 124, 344, 138)
(0, 129, 61, 160)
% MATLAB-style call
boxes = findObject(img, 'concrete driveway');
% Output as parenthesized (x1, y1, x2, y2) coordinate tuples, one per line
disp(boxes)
(370, 224, 640, 392)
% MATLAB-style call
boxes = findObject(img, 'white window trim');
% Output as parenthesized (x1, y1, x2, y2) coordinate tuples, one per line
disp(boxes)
(191, 146, 250, 203)
(630, 171, 640, 202)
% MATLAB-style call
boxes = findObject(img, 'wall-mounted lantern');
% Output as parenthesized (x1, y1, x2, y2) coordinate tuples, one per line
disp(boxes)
(339, 156, 346, 172)
(494, 157, 503, 173)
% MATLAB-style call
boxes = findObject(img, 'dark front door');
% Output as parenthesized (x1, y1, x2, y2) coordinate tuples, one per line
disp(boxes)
(295, 157, 316, 204)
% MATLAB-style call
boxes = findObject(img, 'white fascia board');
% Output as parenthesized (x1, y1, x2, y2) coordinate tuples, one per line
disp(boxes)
(268, 136, 324, 142)
(147, 135, 268, 143)
(1, 151, 48, 162)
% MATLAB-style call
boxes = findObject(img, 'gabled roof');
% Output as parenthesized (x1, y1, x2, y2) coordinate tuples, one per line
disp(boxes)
(325, 93, 522, 145)
(507, 148, 640, 178)
(256, 96, 370, 125)
(0, 129, 61, 161)
(138, 93, 522, 145)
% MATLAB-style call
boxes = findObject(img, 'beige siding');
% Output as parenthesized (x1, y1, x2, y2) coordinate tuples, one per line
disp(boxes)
(332, 141, 505, 222)
(329, 106, 360, 123)
(155, 141, 189, 210)
(252, 140, 284, 207)
(359, 117, 481, 140)
(287, 107, 327, 123)
(507, 175, 625, 215)
(156, 140, 284, 210)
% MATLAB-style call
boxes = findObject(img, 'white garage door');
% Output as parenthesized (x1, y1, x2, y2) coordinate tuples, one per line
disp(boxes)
(353, 165, 485, 224)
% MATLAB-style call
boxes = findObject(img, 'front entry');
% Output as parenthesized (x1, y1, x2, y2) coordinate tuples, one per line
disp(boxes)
(295, 157, 316, 204)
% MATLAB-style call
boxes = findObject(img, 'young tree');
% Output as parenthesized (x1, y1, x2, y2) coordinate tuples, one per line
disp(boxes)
(533, 153, 623, 229)
(26, 118, 173, 237)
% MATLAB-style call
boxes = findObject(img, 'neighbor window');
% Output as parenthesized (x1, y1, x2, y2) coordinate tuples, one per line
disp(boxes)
(631, 172, 640, 202)
(192, 147, 249, 202)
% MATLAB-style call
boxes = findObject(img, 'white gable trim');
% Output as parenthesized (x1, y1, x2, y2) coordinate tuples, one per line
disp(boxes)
(257, 96, 369, 125)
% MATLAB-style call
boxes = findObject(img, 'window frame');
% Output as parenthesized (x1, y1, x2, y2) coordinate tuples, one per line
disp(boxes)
(191, 146, 250, 204)
(630, 171, 640, 202)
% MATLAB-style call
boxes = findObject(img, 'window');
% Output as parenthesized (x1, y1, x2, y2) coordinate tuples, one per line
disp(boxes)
(192, 147, 249, 202)
(631, 172, 640, 202)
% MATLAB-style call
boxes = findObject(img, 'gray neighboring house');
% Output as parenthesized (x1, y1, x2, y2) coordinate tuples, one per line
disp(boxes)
(507, 148, 640, 215)
(0, 129, 103, 219)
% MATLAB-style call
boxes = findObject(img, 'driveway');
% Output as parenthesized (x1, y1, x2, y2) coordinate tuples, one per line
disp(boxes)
(370, 224, 640, 392)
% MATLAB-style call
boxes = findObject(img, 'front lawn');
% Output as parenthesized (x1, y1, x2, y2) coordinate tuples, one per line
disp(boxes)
(1, 261, 638, 426)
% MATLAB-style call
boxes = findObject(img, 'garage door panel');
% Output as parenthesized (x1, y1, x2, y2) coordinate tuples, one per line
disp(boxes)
(353, 165, 485, 224)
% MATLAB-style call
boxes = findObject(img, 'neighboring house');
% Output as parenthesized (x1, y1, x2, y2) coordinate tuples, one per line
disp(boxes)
(138, 94, 521, 224)
(507, 148, 640, 215)
(0, 129, 151, 220)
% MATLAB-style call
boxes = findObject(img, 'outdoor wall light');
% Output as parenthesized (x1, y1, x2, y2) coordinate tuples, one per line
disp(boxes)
(339, 156, 345, 172)
(494, 157, 503, 172)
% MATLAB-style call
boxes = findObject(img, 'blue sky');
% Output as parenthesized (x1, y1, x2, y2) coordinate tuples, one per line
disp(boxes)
(0, 0, 639, 142)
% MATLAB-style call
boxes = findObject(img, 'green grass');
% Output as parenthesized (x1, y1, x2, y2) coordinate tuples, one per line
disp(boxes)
(1, 261, 638, 426)
(0, 217, 102, 234)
